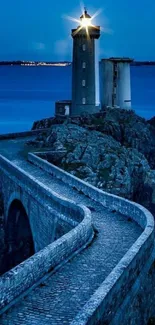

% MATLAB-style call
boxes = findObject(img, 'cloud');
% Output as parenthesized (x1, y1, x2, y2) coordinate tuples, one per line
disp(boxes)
(32, 42, 46, 51)
(54, 39, 71, 57)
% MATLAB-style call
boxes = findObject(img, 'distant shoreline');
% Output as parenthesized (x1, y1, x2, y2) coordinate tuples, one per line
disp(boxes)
(0, 61, 71, 67)
(132, 61, 155, 66)
(0, 61, 155, 66)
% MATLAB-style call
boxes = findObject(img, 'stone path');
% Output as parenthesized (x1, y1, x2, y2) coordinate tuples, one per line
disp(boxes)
(0, 137, 142, 324)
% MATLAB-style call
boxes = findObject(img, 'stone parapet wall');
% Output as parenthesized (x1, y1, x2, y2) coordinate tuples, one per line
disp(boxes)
(0, 155, 84, 225)
(0, 155, 93, 311)
(0, 129, 49, 141)
(29, 152, 153, 228)
(0, 207, 92, 312)
(29, 152, 155, 325)
(110, 248, 155, 325)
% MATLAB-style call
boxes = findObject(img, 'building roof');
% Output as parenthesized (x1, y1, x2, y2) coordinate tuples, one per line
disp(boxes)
(101, 57, 134, 63)
(55, 100, 72, 104)
(80, 9, 91, 19)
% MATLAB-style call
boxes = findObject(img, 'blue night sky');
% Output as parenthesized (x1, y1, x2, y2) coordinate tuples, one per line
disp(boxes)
(0, 0, 154, 61)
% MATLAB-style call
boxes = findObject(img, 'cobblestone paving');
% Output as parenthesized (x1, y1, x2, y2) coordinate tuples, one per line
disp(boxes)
(0, 138, 142, 324)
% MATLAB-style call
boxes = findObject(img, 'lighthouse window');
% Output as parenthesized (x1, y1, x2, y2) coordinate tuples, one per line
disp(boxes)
(82, 44, 86, 51)
(82, 62, 86, 69)
(82, 98, 86, 104)
(82, 80, 86, 87)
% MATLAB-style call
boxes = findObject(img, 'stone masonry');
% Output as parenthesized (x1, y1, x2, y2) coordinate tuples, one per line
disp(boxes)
(0, 132, 154, 324)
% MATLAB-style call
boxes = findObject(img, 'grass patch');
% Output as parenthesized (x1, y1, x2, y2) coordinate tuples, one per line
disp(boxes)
(98, 167, 111, 181)
(91, 117, 105, 126)
(64, 143, 75, 152)
(61, 161, 85, 172)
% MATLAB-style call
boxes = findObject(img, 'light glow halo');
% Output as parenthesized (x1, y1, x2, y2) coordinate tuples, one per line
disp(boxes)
(80, 17, 92, 27)
(64, 6, 113, 39)
(80, 10, 92, 28)
(65, 7, 101, 39)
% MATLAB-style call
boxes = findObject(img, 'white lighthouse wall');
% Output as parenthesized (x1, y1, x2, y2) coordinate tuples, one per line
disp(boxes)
(117, 62, 131, 109)
(95, 43, 100, 106)
(99, 60, 114, 109)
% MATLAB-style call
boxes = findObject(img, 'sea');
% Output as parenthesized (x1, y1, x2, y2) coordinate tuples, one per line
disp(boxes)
(0, 65, 154, 134)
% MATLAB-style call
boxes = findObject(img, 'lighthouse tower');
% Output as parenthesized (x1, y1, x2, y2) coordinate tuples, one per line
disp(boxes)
(71, 10, 100, 116)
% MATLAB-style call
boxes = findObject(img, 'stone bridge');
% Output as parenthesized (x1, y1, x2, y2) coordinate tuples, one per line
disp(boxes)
(0, 153, 92, 274)
(0, 131, 154, 325)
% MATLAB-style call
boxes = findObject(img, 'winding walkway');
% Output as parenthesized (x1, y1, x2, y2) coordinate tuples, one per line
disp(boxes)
(0, 137, 142, 324)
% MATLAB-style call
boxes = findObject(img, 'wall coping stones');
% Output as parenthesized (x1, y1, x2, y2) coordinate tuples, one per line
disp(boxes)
(0, 155, 93, 311)
(29, 151, 155, 325)
(0, 129, 50, 141)
(29, 152, 154, 229)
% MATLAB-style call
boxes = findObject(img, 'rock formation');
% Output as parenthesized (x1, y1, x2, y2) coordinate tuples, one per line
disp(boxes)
(30, 108, 155, 215)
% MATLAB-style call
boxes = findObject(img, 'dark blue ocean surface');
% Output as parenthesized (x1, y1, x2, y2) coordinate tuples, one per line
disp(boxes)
(131, 66, 155, 119)
(0, 65, 154, 134)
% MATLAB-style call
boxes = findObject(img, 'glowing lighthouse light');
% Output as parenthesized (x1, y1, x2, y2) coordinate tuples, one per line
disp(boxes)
(80, 9, 92, 28)
(65, 8, 102, 39)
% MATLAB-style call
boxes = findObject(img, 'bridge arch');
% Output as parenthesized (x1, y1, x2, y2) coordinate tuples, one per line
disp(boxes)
(6, 191, 29, 223)
(4, 199, 34, 272)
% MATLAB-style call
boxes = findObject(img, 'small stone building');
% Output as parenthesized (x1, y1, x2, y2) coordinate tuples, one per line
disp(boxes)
(55, 100, 72, 117)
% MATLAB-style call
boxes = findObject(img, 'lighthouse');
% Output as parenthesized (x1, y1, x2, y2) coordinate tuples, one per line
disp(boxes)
(70, 9, 100, 116)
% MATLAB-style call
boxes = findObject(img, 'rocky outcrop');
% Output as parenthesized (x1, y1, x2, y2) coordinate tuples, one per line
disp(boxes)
(28, 119, 155, 215)
(32, 108, 155, 169)
(135, 169, 155, 214)
(68, 108, 155, 170)
(32, 117, 63, 130)
(148, 116, 155, 128)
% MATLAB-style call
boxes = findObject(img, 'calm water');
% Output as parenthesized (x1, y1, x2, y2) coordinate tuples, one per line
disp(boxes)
(0, 65, 154, 134)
